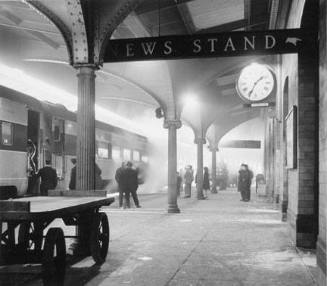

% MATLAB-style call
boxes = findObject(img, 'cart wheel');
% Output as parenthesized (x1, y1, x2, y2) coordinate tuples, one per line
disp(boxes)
(42, 228, 66, 286)
(90, 212, 109, 264)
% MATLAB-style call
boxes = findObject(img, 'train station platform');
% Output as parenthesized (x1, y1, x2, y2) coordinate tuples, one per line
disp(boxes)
(19, 189, 317, 286)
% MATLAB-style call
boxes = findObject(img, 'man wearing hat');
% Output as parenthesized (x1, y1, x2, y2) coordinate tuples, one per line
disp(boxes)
(121, 161, 141, 208)
(37, 160, 58, 195)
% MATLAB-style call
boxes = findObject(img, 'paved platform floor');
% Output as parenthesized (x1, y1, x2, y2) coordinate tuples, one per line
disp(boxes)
(7, 189, 318, 286)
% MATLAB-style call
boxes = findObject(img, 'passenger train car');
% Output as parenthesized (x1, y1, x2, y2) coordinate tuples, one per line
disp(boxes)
(0, 85, 149, 196)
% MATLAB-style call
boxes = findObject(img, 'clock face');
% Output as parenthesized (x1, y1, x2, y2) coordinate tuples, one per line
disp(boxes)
(236, 63, 275, 102)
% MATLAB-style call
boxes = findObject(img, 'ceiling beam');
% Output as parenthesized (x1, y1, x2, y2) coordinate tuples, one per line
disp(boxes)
(221, 89, 236, 97)
(216, 74, 238, 87)
(220, 83, 236, 91)
(197, 19, 248, 34)
(122, 12, 151, 37)
(0, 9, 22, 25)
(135, 0, 196, 15)
(244, 0, 251, 31)
(0, 10, 61, 49)
(177, 3, 196, 34)
(29, 30, 60, 49)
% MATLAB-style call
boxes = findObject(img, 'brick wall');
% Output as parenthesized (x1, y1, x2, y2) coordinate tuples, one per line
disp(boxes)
(319, 0, 327, 284)
(274, 0, 324, 283)
(274, 0, 319, 249)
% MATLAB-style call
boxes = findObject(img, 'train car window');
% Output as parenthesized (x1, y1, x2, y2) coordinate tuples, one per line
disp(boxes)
(108, 143, 112, 159)
(123, 148, 131, 161)
(97, 141, 109, 159)
(112, 146, 121, 161)
(133, 150, 141, 161)
(1, 122, 13, 146)
(54, 125, 60, 142)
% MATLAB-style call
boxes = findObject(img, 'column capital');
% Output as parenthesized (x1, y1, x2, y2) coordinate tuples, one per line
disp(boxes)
(209, 146, 219, 152)
(74, 63, 99, 71)
(164, 119, 182, 129)
(194, 137, 206, 145)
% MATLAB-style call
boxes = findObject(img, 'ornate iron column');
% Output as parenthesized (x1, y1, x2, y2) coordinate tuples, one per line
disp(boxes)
(76, 65, 97, 190)
(164, 119, 182, 213)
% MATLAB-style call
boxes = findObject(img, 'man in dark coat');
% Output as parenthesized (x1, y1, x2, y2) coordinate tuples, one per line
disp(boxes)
(95, 163, 103, 189)
(37, 160, 58, 195)
(238, 164, 253, 202)
(120, 161, 140, 208)
(245, 165, 254, 200)
(115, 162, 125, 208)
(69, 158, 77, 190)
(176, 171, 182, 197)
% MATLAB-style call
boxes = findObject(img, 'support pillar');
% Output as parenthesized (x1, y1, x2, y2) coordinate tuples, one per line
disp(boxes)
(76, 65, 96, 190)
(210, 147, 218, 193)
(195, 137, 206, 200)
(164, 120, 181, 213)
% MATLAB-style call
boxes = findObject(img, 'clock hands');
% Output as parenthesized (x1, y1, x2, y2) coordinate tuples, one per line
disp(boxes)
(248, 76, 265, 98)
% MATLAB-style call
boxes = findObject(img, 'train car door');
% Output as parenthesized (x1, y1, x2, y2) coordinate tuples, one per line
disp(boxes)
(27, 109, 40, 195)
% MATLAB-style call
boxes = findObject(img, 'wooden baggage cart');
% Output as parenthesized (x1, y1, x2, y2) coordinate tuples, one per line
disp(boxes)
(0, 190, 117, 285)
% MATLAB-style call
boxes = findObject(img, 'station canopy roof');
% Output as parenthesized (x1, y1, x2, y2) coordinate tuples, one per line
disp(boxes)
(0, 0, 275, 137)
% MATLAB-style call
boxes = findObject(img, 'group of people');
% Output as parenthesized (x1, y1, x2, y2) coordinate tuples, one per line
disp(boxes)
(33, 139, 254, 205)
(115, 161, 141, 209)
(177, 165, 211, 199)
(176, 163, 254, 202)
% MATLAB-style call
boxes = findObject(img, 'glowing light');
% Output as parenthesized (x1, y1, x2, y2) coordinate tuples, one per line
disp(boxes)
(182, 93, 200, 112)
(0, 62, 145, 135)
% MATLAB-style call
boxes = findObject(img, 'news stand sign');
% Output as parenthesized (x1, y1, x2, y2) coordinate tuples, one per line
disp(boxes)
(104, 29, 314, 62)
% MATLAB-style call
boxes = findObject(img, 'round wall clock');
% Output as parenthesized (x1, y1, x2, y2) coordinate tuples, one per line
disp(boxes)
(236, 63, 276, 102)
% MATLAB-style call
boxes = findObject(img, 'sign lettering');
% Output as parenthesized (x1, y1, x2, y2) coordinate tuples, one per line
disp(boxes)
(104, 29, 314, 62)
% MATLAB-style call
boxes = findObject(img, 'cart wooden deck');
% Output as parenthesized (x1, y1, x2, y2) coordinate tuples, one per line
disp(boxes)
(0, 191, 117, 285)
(0, 195, 116, 220)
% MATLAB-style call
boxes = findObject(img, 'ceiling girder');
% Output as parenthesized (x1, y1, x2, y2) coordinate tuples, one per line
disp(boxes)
(176, 3, 196, 34)
(197, 19, 248, 34)
(135, 0, 196, 15)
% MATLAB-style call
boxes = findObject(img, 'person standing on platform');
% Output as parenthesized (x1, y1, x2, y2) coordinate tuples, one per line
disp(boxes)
(121, 161, 141, 208)
(95, 163, 103, 189)
(115, 162, 126, 208)
(69, 158, 77, 190)
(176, 171, 182, 197)
(184, 165, 194, 198)
(203, 167, 210, 198)
(238, 164, 252, 202)
(37, 160, 58, 195)
(244, 164, 253, 201)
(128, 161, 141, 208)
